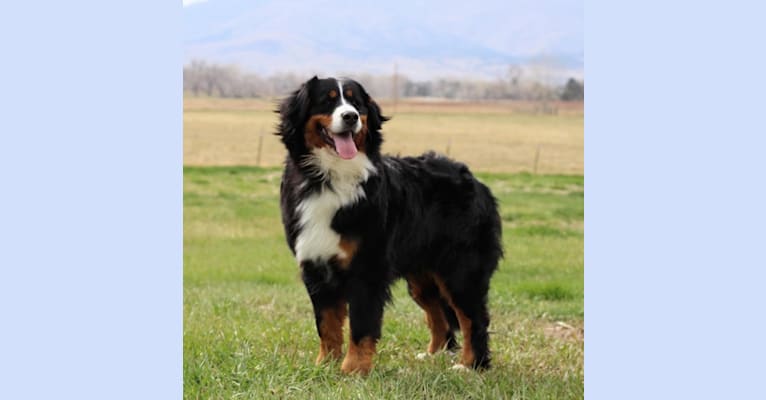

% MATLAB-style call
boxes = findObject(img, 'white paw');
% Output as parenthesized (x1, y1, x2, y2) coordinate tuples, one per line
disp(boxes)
(451, 363, 470, 372)
(415, 352, 430, 360)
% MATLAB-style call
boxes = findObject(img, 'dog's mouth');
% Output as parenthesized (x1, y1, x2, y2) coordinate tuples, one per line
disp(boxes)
(320, 126, 358, 160)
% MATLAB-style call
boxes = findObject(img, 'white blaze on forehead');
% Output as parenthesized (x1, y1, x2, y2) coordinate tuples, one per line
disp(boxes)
(338, 80, 348, 104)
(330, 79, 362, 134)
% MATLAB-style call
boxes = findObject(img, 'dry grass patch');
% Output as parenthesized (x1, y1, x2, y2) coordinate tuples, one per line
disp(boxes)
(184, 97, 582, 174)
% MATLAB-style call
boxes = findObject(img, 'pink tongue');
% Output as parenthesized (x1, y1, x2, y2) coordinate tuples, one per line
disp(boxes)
(333, 134, 358, 159)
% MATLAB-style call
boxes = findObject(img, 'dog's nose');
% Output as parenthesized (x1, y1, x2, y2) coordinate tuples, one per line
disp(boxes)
(341, 111, 359, 125)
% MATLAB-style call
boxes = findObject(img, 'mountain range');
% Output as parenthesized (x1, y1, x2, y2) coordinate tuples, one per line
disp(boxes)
(184, 0, 583, 82)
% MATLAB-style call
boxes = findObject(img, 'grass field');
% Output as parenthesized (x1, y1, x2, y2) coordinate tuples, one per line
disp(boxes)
(184, 98, 583, 174)
(184, 166, 584, 399)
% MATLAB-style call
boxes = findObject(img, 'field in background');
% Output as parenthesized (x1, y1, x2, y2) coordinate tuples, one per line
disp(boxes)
(184, 97, 583, 174)
(184, 167, 583, 399)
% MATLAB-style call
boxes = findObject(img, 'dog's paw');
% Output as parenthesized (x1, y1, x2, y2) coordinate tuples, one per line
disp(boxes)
(415, 352, 430, 360)
(340, 358, 372, 375)
(450, 363, 471, 372)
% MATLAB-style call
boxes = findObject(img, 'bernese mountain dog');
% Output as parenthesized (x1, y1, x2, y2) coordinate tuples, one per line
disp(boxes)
(277, 76, 502, 374)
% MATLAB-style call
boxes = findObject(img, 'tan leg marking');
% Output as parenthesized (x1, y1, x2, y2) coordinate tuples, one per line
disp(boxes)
(433, 275, 475, 367)
(340, 336, 376, 375)
(407, 275, 451, 354)
(315, 301, 346, 364)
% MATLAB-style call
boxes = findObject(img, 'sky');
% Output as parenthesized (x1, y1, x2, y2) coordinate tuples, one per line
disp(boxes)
(183, 0, 583, 82)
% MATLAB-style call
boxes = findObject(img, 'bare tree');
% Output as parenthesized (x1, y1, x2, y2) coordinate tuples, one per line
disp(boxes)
(183, 60, 577, 102)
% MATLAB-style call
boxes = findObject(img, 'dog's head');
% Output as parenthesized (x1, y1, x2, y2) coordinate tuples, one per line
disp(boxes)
(278, 77, 388, 165)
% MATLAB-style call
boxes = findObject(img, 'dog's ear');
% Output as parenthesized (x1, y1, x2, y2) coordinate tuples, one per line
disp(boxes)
(361, 86, 390, 132)
(277, 76, 318, 144)
(358, 85, 388, 157)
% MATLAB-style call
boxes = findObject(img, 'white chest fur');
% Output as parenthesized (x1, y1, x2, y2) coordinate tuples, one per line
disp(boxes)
(294, 149, 376, 263)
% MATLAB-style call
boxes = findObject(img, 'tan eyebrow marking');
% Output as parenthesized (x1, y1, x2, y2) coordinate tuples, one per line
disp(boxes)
(329, 90, 337, 98)
(345, 89, 353, 98)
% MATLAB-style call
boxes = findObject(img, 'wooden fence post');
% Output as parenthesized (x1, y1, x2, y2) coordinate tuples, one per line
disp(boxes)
(256, 131, 264, 167)
(533, 144, 541, 175)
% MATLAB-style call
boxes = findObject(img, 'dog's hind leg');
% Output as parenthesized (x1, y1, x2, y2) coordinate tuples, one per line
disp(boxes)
(406, 275, 456, 355)
(439, 296, 460, 351)
(433, 274, 492, 370)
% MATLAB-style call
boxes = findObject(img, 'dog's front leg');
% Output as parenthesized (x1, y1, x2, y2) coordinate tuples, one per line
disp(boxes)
(302, 263, 346, 364)
(341, 278, 387, 375)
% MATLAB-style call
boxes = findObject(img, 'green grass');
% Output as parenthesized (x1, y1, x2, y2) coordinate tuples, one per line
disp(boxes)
(184, 166, 583, 399)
